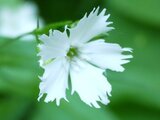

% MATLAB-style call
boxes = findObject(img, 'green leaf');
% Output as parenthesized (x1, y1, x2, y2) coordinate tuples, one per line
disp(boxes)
(30, 93, 118, 120)
(0, 95, 34, 120)
(104, 5, 160, 119)
(0, 38, 40, 98)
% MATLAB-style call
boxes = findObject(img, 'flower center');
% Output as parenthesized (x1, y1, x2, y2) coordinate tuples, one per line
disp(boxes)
(67, 47, 78, 59)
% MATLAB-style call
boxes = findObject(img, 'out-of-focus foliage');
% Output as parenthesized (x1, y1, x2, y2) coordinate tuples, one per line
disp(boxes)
(0, 0, 160, 120)
(107, 0, 160, 28)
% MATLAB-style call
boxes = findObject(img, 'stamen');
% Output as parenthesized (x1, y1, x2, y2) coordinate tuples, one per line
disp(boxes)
(67, 47, 78, 59)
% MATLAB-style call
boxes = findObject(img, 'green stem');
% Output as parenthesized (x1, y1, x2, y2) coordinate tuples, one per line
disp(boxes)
(33, 20, 72, 35)
(0, 31, 34, 49)
(0, 20, 73, 49)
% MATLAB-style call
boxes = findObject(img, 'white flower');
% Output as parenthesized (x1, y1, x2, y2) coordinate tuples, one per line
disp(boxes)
(38, 7, 133, 108)
(0, 2, 43, 38)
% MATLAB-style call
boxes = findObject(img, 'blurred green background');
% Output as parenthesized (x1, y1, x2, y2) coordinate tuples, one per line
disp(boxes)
(0, 0, 160, 120)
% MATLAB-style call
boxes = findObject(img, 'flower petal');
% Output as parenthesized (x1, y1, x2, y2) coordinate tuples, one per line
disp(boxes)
(79, 39, 133, 72)
(70, 7, 113, 46)
(38, 29, 70, 62)
(70, 58, 111, 108)
(38, 57, 69, 106)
